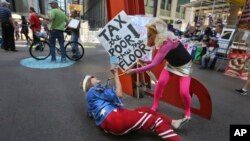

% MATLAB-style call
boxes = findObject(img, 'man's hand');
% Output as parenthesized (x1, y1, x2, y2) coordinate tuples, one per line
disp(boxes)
(110, 64, 118, 75)
(110, 64, 122, 98)
(39, 14, 52, 22)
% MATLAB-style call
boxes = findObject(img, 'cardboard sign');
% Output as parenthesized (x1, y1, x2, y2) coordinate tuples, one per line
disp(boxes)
(97, 11, 151, 71)
(67, 19, 80, 29)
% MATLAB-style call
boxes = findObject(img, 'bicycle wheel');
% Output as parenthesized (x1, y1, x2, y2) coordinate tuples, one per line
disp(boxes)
(29, 41, 51, 60)
(64, 41, 84, 61)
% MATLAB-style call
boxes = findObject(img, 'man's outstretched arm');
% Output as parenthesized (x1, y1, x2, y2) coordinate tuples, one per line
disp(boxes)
(110, 65, 123, 98)
(39, 14, 54, 22)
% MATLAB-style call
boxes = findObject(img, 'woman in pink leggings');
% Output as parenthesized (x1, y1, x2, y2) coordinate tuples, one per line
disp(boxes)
(126, 18, 192, 129)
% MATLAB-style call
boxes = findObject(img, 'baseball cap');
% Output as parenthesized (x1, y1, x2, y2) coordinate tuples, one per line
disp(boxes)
(49, 0, 58, 4)
(1, 0, 10, 6)
(81, 75, 92, 93)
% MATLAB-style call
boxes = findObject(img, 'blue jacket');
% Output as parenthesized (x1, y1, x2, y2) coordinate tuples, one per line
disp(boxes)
(86, 84, 123, 126)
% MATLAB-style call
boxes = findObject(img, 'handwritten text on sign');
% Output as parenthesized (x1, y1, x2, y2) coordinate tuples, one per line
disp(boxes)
(97, 11, 150, 71)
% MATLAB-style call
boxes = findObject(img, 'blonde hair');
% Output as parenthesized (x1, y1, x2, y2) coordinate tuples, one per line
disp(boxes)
(146, 18, 178, 49)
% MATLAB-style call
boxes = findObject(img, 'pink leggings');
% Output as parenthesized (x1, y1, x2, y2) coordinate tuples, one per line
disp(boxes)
(151, 69, 192, 118)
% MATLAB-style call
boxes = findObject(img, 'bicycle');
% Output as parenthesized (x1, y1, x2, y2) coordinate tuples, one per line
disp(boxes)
(29, 31, 84, 61)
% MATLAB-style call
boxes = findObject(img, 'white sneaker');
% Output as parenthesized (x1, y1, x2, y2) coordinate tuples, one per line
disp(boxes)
(172, 117, 191, 130)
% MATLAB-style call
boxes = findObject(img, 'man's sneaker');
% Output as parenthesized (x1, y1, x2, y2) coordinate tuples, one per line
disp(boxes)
(235, 89, 248, 96)
(172, 117, 191, 130)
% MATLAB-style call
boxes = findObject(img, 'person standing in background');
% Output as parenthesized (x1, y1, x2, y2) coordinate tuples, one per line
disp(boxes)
(200, 37, 219, 69)
(39, 0, 68, 63)
(69, 10, 81, 58)
(29, 7, 41, 45)
(14, 21, 20, 40)
(21, 15, 32, 44)
(0, 1, 17, 51)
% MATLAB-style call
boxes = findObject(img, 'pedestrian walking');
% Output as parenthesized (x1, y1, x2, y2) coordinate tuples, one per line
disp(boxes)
(21, 15, 32, 44)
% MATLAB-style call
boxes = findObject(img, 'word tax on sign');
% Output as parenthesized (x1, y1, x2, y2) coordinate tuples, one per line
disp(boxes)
(97, 11, 152, 71)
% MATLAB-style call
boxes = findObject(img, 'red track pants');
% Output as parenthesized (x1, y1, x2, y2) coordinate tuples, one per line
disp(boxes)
(100, 107, 180, 141)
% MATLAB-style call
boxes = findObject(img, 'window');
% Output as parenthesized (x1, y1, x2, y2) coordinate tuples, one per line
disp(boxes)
(57, 0, 66, 11)
(148, 0, 154, 7)
(177, 0, 190, 12)
(167, 0, 172, 11)
(161, 0, 166, 9)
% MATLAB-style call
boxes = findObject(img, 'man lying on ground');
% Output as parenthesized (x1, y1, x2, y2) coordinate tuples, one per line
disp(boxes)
(80, 65, 185, 141)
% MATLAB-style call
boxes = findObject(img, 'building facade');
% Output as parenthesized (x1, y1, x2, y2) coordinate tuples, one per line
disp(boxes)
(144, 0, 190, 30)
(82, 0, 106, 29)
(3, 0, 242, 31)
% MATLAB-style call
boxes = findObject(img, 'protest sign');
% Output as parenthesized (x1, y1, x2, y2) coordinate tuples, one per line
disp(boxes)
(128, 15, 153, 61)
(97, 11, 152, 71)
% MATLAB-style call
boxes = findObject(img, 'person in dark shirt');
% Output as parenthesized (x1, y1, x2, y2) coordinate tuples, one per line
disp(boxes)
(21, 15, 32, 44)
(0, 1, 17, 51)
